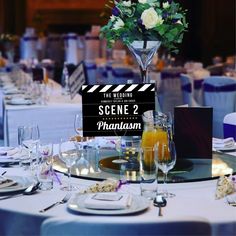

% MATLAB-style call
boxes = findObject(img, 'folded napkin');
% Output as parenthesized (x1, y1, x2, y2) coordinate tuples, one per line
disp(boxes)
(0, 147, 19, 156)
(84, 193, 132, 210)
(0, 147, 28, 161)
(0, 177, 16, 189)
(215, 176, 235, 199)
(212, 137, 235, 149)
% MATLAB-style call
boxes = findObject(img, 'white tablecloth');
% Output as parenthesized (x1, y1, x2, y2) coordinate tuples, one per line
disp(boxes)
(3, 81, 82, 146)
(0, 166, 235, 236)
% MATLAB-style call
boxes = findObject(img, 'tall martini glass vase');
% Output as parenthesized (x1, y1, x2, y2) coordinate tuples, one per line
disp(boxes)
(128, 41, 161, 83)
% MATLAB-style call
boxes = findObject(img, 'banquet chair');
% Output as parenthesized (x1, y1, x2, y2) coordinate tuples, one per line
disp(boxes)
(40, 216, 211, 236)
(207, 64, 224, 76)
(180, 74, 193, 106)
(64, 33, 79, 65)
(46, 34, 64, 64)
(203, 76, 236, 138)
(223, 112, 236, 139)
(193, 79, 204, 105)
(84, 35, 100, 61)
(159, 71, 183, 114)
(84, 62, 97, 84)
(110, 67, 134, 84)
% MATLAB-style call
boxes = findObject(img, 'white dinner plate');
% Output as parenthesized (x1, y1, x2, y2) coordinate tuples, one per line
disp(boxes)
(0, 157, 20, 164)
(0, 176, 33, 194)
(7, 100, 34, 105)
(215, 144, 236, 152)
(67, 193, 150, 215)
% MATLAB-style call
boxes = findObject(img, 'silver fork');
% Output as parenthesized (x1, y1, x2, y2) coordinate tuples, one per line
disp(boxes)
(39, 193, 71, 213)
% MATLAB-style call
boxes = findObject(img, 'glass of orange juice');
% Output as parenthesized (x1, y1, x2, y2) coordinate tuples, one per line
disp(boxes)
(141, 110, 169, 148)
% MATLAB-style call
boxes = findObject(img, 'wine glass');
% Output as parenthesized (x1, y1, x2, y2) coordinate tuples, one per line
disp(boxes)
(74, 114, 83, 139)
(21, 125, 40, 171)
(59, 139, 79, 191)
(157, 140, 176, 198)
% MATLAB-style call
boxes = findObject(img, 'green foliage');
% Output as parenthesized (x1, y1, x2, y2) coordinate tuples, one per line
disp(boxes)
(100, 0, 188, 53)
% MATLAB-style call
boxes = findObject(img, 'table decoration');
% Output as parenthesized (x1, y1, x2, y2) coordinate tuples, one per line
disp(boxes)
(82, 178, 121, 194)
(100, 0, 188, 83)
(215, 175, 235, 200)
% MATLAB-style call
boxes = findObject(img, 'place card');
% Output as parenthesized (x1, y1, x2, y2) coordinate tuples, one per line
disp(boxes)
(68, 61, 86, 99)
(174, 107, 213, 159)
(82, 84, 155, 137)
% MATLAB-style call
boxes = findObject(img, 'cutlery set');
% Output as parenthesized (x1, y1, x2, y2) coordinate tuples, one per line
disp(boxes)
(0, 182, 72, 212)
(39, 193, 72, 213)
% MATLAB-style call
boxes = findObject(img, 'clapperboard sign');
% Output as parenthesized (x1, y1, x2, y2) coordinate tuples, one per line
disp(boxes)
(82, 84, 155, 136)
(68, 61, 86, 99)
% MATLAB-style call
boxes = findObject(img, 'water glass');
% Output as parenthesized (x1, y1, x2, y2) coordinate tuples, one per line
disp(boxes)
(83, 146, 100, 174)
(37, 157, 53, 191)
(139, 146, 158, 200)
(18, 126, 30, 169)
(37, 142, 54, 190)
(21, 125, 40, 172)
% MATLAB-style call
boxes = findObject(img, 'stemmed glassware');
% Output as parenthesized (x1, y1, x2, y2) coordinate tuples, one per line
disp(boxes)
(74, 113, 90, 175)
(74, 114, 83, 140)
(21, 125, 40, 171)
(59, 139, 79, 191)
(157, 140, 176, 198)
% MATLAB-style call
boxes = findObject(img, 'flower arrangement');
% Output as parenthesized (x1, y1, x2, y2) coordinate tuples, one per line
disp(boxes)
(100, 0, 188, 53)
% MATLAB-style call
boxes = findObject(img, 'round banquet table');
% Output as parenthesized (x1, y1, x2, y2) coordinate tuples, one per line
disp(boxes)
(0, 165, 235, 236)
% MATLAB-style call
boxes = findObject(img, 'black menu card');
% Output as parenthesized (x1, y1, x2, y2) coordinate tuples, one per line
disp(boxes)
(174, 107, 213, 159)
(32, 68, 45, 82)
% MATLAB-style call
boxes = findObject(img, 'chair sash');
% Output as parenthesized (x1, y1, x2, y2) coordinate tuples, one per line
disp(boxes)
(224, 123, 236, 139)
(203, 83, 236, 92)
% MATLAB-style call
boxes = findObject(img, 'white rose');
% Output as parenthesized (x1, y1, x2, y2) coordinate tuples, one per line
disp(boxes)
(113, 18, 125, 30)
(110, 15, 116, 22)
(138, 0, 147, 3)
(176, 20, 183, 25)
(122, 1, 131, 7)
(141, 7, 164, 29)
(163, 2, 170, 9)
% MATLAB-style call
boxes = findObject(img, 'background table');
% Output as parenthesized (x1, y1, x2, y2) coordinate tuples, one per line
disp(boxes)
(3, 80, 82, 146)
